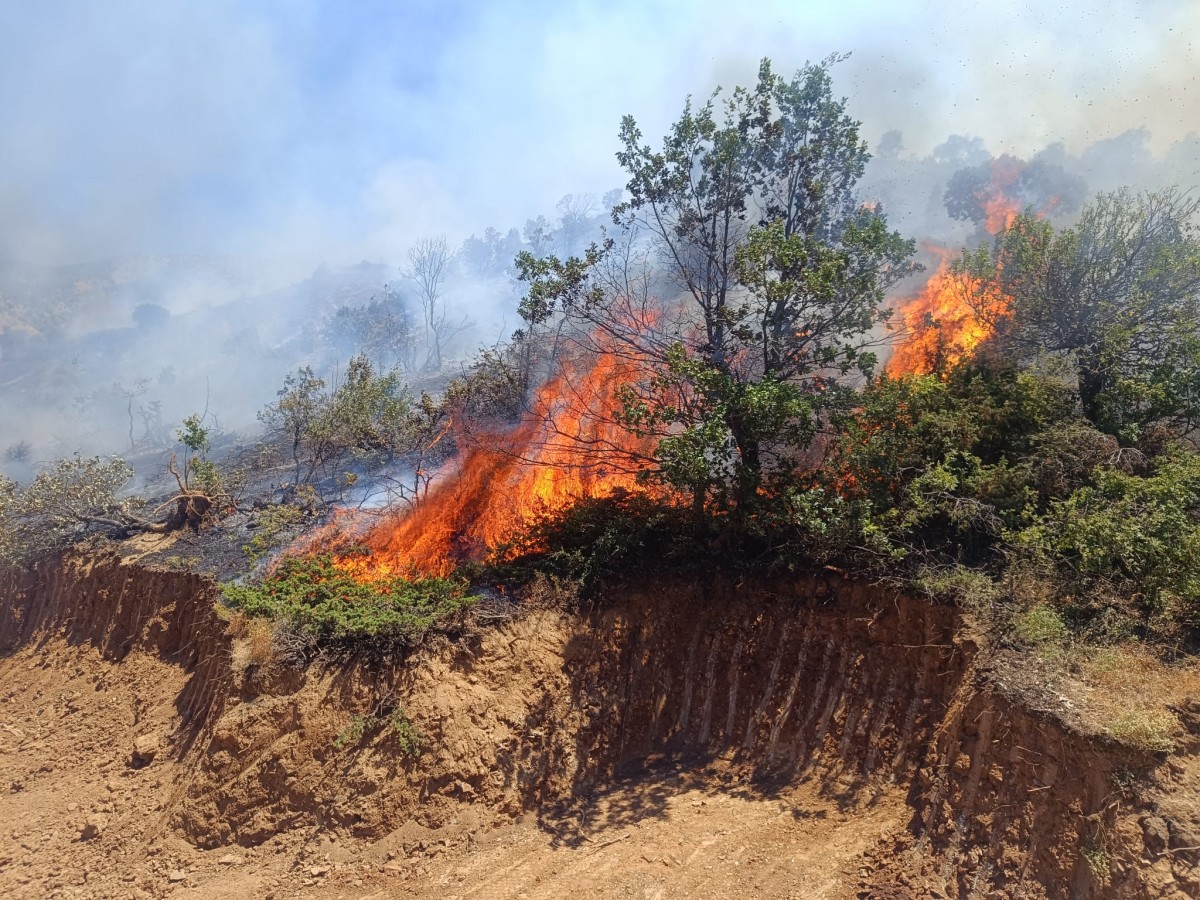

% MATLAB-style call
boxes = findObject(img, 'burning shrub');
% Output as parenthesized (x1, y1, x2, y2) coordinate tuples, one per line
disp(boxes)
(491, 484, 879, 593)
(943, 153, 1086, 233)
(491, 490, 697, 593)
(955, 188, 1200, 441)
(515, 56, 918, 517)
(442, 345, 531, 427)
(221, 551, 477, 657)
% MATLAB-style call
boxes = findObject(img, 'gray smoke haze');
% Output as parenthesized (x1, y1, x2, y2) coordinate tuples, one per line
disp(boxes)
(1, 0, 1198, 471)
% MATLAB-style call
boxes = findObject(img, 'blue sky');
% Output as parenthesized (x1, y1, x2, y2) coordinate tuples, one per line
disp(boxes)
(1, 0, 1196, 271)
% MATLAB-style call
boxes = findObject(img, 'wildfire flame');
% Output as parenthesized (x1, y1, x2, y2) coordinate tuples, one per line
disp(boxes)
(315, 159, 1060, 578)
(887, 158, 1058, 376)
(979, 156, 1024, 234)
(885, 246, 998, 376)
(335, 338, 656, 579)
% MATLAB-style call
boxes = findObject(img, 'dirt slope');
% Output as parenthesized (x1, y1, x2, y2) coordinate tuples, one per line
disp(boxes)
(1, 554, 1197, 898)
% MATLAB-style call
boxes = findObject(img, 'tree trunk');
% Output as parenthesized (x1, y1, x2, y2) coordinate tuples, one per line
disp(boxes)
(691, 484, 707, 535)
(1078, 357, 1108, 429)
(732, 429, 762, 512)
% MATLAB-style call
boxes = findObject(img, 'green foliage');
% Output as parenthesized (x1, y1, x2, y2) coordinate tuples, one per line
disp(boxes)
(837, 368, 1074, 509)
(494, 483, 882, 592)
(1105, 710, 1179, 753)
(332, 712, 372, 749)
(898, 451, 1036, 545)
(0, 474, 17, 564)
(829, 368, 1076, 565)
(176, 414, 211, 454)
(0, 455, 142, 564)
(258, 354, 450, 500)
(615, 344, 816, 505)
(1013, 604, 1069, 646)
(221, 551, 477, 655)
(956, 188, 1200, 439)
(748, 481, 896, 571)
(514, 243, 610, 327)
(1015, 451, 1200, 633)
(386, 708, 427, 757)
(259, 366, 329, 487)
(732, 213, 914, 381)
(188, 458, 224, 497)
(175, 413, 230, 504)
(1080, 826, 1112, 884)
(329, 355, 417, 459)
(815, 360, 1200, 640)
(492, 491, 697, 593)
(333, 708, 426, 757)
(518, 56, 917, 513)
(158, 553, 203, 571)
(914, 564, 1005, 614)
(442, 344, 530, 425)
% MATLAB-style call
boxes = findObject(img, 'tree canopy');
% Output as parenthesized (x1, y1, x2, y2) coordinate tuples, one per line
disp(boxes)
(957, 188, 1200, 441)
(517, 56, 917, 510)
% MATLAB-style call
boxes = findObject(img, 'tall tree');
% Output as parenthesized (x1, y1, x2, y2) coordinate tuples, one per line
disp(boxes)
(555, 193, 600, 258)
(406, 236, 473, 371)
(518, 56, 917, 510)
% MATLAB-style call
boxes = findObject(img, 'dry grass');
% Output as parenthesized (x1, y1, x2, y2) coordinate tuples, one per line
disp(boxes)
(226, 611, 276, 672)
(1067, 645, 1200, 752)
(522, 572, 583, 609)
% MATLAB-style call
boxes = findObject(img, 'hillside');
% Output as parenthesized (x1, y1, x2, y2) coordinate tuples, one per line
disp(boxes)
(0, 554, 1196, 898)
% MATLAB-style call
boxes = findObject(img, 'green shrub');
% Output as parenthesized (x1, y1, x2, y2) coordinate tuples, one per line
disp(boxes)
(1014, 603, 1069, 646)
(914, 564, 1004, 613)
(386, 708, 427, 757)
(1080, 826, 1111, 884)
(332, 712, 372, 749)
(1015, 451, 1200, 638)
(332, 708, 427, 757)
(490, 490, 697, 593)
(222, 550, 477, 655)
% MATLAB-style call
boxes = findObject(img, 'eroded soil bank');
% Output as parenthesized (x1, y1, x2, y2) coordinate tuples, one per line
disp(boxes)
(0, 554, 1197, 898)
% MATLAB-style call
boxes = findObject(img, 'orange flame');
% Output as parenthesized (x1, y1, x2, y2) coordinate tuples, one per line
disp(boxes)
(334, 337, 657, 579)
(888, 158, 1045, 376)
(982, 194, 1019, 235)
(978, 156, 1024, 233)
(886, 245, 1005, 376)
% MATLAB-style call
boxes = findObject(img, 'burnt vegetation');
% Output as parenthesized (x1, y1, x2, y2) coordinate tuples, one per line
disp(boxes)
(4, 55, 1200, 662)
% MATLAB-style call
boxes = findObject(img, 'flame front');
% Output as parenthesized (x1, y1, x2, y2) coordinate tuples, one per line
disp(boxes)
(337, 340, 656, 579)
(888, 159, 1028, 376)
(323, 159, 1051, 576)
(886, 245, 1005, 376)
